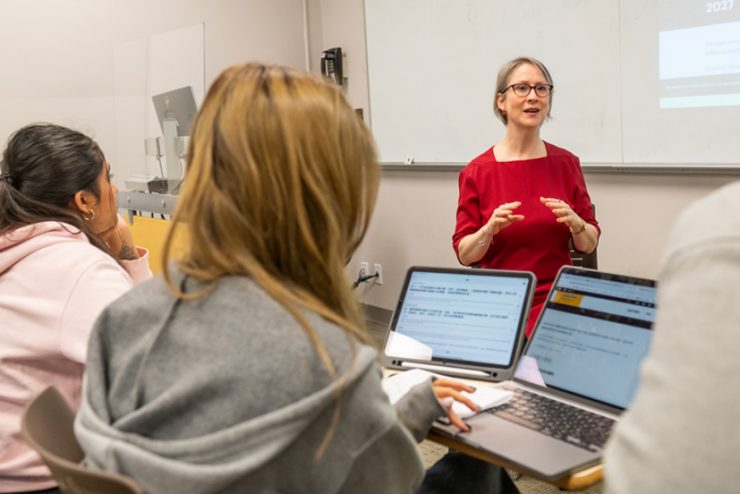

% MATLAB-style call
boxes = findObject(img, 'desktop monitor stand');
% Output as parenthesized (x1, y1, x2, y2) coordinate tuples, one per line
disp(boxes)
(162, 118, 182, 192)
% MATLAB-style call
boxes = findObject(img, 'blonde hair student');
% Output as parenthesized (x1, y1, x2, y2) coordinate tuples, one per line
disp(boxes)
(74, 63, 517, 494)
(163, 62, 379, 365)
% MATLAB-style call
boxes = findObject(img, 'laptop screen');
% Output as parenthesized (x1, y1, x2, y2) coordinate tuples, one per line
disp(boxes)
(383, 267, 534, 368)
(515, 267, 656, 410)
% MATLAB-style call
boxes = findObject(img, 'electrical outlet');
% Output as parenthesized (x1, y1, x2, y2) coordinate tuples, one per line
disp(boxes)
(373, 263, 383, 285)
(360, 262, 369, 277)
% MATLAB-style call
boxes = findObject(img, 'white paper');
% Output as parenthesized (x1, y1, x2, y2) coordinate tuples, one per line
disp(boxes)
(384, 332, 433, 360)
(513, 355, 547, 386)
(451, 385, 512, 419)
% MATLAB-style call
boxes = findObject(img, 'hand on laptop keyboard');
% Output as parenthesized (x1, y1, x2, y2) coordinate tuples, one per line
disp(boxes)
(449, 386, 513, 419)
(432, 377, 479, 431)
(383, 369, 513, 432)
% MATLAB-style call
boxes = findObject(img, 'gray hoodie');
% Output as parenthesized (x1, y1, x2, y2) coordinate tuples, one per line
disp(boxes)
(75, 273, 444, 493)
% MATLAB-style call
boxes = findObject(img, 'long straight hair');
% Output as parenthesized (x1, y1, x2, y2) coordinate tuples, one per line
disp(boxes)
(162, 62, 379, 377)
(0, 123, 112, 256)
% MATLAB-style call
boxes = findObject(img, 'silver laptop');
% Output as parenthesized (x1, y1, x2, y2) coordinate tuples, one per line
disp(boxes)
(381, 266, 535, 381)
(433, 265, 656, 480)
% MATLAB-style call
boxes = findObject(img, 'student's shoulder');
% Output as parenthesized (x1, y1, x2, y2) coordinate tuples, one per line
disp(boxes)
(99, 274, 172, 322)
(668, 180, 740, 255)
(195, 275, 354, 345)
(23, 229, 125, 287)
(23, 222, 108, 261)
(208, 276, 368, 371)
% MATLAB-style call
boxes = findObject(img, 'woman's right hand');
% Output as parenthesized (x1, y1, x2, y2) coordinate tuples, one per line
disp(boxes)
(432, 378, 480, 432)
(483, 201, 524, 236)
(457, 201, 524, 266)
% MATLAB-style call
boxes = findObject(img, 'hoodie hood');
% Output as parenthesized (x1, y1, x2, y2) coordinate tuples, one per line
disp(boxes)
(0, 222, 90, 275)
(76, 347, 385, 494)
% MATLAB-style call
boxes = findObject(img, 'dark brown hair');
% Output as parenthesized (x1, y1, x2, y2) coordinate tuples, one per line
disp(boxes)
(0, 123, 111, 255)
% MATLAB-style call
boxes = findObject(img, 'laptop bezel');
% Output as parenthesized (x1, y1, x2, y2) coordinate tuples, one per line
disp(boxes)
(512, 265, 656, 415)
(380, 266, 535, 382)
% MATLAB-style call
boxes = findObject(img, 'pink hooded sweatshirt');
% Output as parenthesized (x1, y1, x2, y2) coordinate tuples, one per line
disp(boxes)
(0, 221, 151, 492)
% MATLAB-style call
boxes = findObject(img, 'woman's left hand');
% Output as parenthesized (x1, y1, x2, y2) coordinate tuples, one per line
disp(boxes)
(540, 196, 586, 234)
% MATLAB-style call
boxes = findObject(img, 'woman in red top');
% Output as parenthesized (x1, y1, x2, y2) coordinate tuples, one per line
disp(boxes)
(453, 57, 600, 338)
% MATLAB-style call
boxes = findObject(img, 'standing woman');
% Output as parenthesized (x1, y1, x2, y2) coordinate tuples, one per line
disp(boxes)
(0, 124, 151, 494)
(453, 57, 600, 338)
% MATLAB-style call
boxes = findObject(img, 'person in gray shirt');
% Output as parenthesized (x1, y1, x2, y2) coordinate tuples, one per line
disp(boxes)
(75, 62, 518, 494)
(604, 181, 740, 493)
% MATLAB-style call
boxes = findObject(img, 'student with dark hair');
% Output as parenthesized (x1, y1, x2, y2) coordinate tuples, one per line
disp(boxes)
(0, 123, 151, 494)
(75, 63, 518, 494)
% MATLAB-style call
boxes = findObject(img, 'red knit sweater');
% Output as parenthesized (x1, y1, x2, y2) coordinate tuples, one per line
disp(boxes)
(453, 142, 600, 337)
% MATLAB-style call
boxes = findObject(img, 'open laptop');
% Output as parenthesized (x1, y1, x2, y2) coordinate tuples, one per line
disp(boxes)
(433, 265, 657, 480)
(381, 266, 535, 382)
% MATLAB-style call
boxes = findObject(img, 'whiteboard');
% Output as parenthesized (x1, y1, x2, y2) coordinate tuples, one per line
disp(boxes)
(365, 0, 740, 167)
(620, 1, 740, 165)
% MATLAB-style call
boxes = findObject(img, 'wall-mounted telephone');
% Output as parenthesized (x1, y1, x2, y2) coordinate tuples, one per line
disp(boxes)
(321, 47, 343, 85)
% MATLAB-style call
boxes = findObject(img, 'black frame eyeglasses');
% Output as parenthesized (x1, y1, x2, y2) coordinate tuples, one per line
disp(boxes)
(503, 83, 553, 97)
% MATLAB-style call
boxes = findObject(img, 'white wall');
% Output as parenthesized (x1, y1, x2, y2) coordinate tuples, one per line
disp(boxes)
(352, 170, 736, 309)
(310, 0, 739, 310)
(0, 0, 307, 185)
(4, 0, 737, 312)
(306, 0, 370, 122)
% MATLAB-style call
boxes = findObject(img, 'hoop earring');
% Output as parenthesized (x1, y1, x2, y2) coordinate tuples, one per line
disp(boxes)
(83, 209, 95, 222)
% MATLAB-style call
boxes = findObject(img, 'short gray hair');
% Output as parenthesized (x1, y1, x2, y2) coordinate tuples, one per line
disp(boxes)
(493, 56, 554, 125)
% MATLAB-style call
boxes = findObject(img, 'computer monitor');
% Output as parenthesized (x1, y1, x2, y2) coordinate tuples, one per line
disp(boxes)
(151, 86, 197, 137)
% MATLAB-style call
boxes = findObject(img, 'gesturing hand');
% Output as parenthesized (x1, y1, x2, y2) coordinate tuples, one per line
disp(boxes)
(432, 378, 480, 432)
(540, 196, 585, 234)
(483, 201, 525, 237)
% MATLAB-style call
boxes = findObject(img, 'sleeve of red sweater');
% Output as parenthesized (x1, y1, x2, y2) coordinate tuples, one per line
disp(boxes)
(452, 166, 483, 259)
(569, 158, 601, 242)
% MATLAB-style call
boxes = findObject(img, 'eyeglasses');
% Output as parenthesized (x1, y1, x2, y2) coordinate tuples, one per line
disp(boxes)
(503, 83, 553, 97)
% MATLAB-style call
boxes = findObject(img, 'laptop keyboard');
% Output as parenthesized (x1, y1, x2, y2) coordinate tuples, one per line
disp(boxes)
(491, 387, 615, 452)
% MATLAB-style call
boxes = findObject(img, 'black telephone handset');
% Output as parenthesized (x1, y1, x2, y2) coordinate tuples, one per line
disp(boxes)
(321, 47, 343, 85)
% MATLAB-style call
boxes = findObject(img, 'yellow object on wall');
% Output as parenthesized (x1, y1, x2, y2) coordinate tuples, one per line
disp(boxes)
(125, 216, 189, 275)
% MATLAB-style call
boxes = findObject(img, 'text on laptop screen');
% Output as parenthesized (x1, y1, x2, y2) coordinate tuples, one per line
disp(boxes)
(385, 270, 530, 367)
(517, 269, 656, 409)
